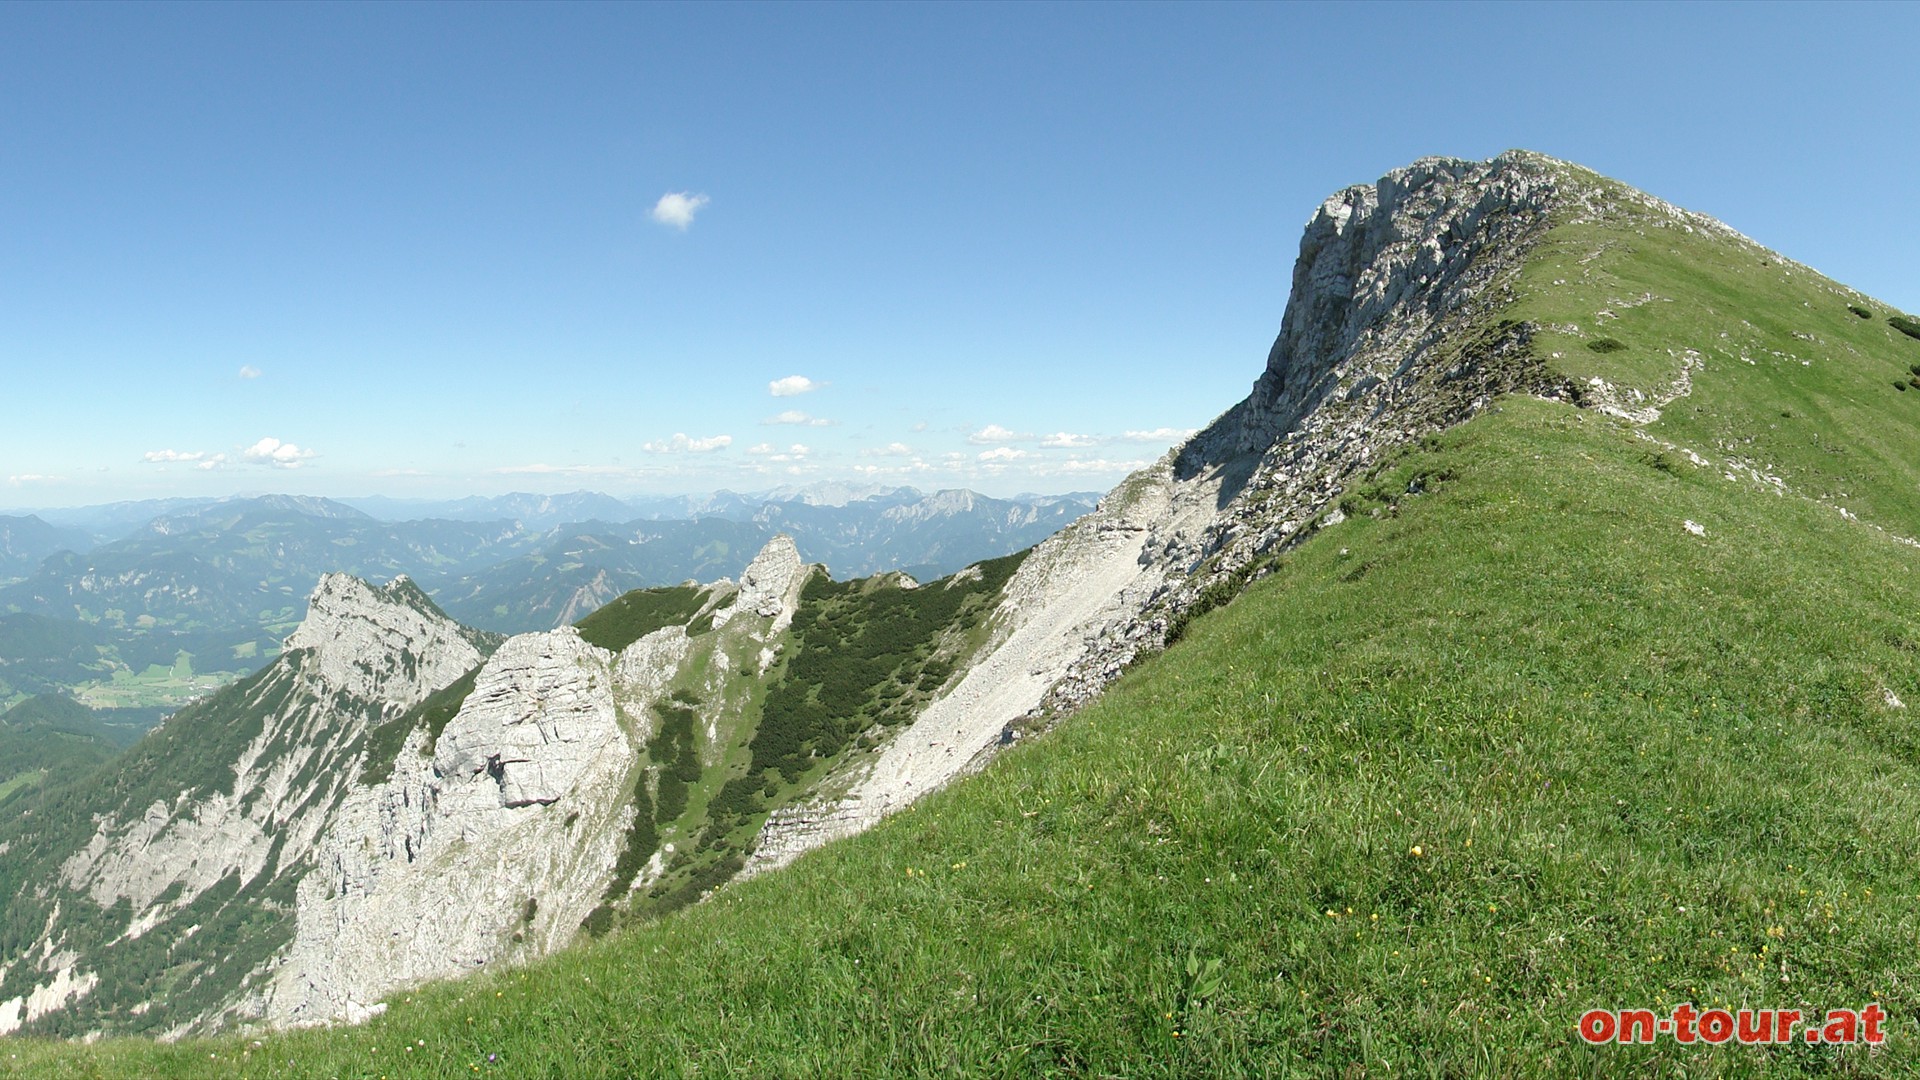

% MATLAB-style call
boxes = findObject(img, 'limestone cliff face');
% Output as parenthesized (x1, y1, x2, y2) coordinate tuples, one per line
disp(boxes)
(259, 536, 809, 1028)
(4, 575, 485, 1037)
(264, 627, 642, 1026)
(1233, 154, 1560, 452)
(285, 574, 488, 709)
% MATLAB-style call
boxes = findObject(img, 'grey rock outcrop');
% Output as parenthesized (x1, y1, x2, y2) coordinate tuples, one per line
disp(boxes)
(264, 626, 640, 1027)
(260, 535, 808, 1028)
(7, 574, 486, 1035)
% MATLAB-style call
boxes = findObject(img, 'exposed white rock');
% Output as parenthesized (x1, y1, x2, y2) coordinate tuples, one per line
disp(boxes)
(716, 535, 805, 628)
(266, 626, 633, 1027)
(746, 455, 1224, 873)
(53, 576, 486, 920)
(0, 966, 98, 1036)
(264, 536, 810, 1028)
(435, 629, 620, 808)
(287, 574, 483, 709)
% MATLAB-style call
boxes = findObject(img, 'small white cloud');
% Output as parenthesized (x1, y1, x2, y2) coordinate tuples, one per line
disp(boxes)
(1122, 427, 1197, 443)
(197, 454, 229, 471)
(859, 442, 914, 458)
(763, 410, 834, 427)
(371, 468, 427, 477)
(243, 437, 317, 468)
(642, 432, 733, 453)
(1039, 432, 1098, 449)
(747, 442, 776, 455)
(976, 447, 1028, 462)
(5, 473, 60, 486)
(650, 191, 710, 230)
(143, 449, 208, 463)
(769, 375, 820, 397)
(968, 424, 1033, 445)
(238, 365, 262, 379)
(911, 421, 929, 433)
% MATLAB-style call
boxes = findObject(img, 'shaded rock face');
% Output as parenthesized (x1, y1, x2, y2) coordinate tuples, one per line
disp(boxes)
(1233, 153, 1560, 455)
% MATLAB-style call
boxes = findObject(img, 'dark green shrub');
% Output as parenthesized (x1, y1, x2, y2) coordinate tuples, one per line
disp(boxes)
(1891, 316, 1920, 341)
(575, 586, 705, 652)
(1849, 304, 1873, 319)
(1587, 337, 1628, 353)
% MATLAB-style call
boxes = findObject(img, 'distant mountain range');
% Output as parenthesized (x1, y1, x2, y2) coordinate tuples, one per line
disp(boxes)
(0, 515, 95, 582)
(0, 485, 1101, 718)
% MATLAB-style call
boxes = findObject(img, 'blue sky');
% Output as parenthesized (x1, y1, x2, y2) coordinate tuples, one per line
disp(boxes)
(3, 2, 1916, 508)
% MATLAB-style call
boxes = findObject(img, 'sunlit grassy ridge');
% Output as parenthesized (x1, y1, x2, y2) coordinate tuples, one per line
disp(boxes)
(1516, 169, 1920, 534)
(11, 393, 1920, 1077)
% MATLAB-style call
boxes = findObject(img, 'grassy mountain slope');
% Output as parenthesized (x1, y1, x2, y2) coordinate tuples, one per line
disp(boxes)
(17, 397, 1920, 1076)
(0, 696, 121, 806)
(11, 165, 1920, 1074)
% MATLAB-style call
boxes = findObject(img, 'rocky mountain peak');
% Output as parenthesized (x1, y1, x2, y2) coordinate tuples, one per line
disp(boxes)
(1234, 150, 1566, 452)
(285, 572, 484, 709)
(735, 535, 804, 618)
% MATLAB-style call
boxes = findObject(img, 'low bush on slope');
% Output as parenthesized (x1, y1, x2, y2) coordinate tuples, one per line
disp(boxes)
(15, 396, 1920, 1077)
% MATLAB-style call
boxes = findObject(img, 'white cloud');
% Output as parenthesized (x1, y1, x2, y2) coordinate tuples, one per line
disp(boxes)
(641, 432, 733, 453)
(976, 447, 1029, 462)
(1123, 427, 1197, 443)
(859, 442, 914, 457)
(242, 437, 317, 468)
(769, 375, 820, 397)
(968, 424, 1033, 445)
(747, 442, 776, 455)
(144, 448, 230, 469)
(1039, 432, 1098, 449)
(650, 191, 710, 230)
(5, 474, 60, 486)
(238, 365, 262, 379)
(911, 421, 929, 433)
(763, 410, 834, 426)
